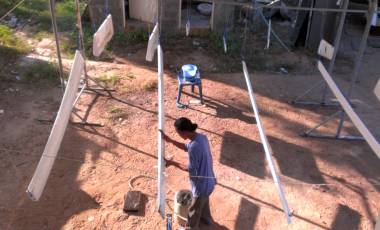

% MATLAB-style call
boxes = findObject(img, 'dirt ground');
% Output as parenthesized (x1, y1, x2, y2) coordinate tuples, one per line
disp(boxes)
(1, 17, 380, 230)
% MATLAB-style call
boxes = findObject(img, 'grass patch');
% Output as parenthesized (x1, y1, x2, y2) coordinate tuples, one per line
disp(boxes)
(22, 61, 61, 85)
(0, 0, 85, 32)
(61, 25, 93, 57)
(107, 105, 128, 121)
(126, 72, 135, 79)
(1, 0, 87, 56)
(207, 31, 242, 58)
(33, 31, 52, 41)
(0, 25, 30, 60)
(109, 106, 123, 114)
(96, 74, 119, 86)
(111, 29, 149, 48)
(143, 80, 157, 92)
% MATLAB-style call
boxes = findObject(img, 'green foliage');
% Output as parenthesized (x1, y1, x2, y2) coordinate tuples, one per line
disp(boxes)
(55, 1, 78, 30)
(23, 61, 61, 85)
(143, 80, 157, 92)
(0, 0, 89, 59)
(61, 24, 93, 57)
(0, 25, 30, 60)
(1, 0, 50, 30)
(0, 0, 86, 33)
(207, 31, 242, 58)
(96, 74, 119, 86)
(32, 31, 52, 41)
(109, 106, 123, 114)
(111, 29, 149, 47)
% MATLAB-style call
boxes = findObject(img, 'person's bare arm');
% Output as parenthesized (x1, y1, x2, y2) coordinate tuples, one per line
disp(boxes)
(159, 130, 186, 151)
(165, 158, 188, 171)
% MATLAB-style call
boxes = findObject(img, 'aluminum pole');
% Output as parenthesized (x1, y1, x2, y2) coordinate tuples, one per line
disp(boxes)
(74, 0, 89, 87)
(49, 0, 65, 92)
(305, 0, 315, 47)
(321, 0, 349, 104)
(242, 61, 292, 224)
(157, 44, 166, 217)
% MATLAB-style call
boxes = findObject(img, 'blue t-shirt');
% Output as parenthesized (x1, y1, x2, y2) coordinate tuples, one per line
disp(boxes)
(185, 133, 216, 197)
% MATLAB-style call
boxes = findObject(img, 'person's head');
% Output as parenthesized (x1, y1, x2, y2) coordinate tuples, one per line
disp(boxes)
(174, 117, 198, 140)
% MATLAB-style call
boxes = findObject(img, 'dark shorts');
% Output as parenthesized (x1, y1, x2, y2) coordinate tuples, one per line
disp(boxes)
(186, 195, 212, 230)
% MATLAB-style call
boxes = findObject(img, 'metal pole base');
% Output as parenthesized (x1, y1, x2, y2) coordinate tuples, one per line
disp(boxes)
(85, 87, 116, 92)
(302, 109, 365, 141)
(291, 100, 340, 107)
(303, 133, 365, 141)
(70, 121, 104, 127)
(291, 100, 356, 108)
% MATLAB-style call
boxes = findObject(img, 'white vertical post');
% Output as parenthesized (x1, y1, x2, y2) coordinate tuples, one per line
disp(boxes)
(157, 44, 166, 217)
(265, 19, 271, 49)
(242, 61, 292, 223)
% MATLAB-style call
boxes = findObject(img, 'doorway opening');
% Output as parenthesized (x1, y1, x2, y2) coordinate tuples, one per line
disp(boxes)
(179, 0, 213, 30)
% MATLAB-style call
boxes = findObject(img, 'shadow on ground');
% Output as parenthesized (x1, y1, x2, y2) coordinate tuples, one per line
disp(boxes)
(9, 127, 102, 229)
(331, 204, 361, 230)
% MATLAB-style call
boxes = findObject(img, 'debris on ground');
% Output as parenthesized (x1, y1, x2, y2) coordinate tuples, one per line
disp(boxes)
(123, 191, 142, 212)
(279, 67, 289, 75)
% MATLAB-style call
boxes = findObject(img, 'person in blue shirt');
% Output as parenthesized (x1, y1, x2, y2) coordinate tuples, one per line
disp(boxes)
(162, 117, 216, 229)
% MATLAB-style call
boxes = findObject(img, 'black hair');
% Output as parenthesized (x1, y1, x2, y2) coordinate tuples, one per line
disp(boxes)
(174, 117, 198, 132)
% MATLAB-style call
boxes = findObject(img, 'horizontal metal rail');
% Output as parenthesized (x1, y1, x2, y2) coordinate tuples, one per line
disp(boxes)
(212, 0, 369, 14)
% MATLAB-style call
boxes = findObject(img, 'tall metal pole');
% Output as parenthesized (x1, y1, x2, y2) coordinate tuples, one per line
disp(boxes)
(49, 0, 65, 92)
(74, 0, 89, 87)
(242, 61, 292, 223)
(335, 0, 377, 137)
(292, 0, 349, 106)
(157, 44, 166, 218)
(157, 2, 165, 217)
(305, 0, 315, 47)
(321, 0, 349, 104)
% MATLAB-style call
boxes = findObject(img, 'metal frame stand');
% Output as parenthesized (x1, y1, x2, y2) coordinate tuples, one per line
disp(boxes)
(302, 0, 377, 141)
(41, 0, 116, 127)
(247, 1, 291, 52)
(74, 0, 115, 92)
(70, 0, 116, 127)
(292, 0, 349, 106)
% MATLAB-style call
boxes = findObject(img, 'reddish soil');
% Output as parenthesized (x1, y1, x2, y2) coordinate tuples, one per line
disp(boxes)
(1, 20, 380, 230)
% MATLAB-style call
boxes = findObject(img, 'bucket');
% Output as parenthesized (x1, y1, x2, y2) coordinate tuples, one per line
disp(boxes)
(174, 190, 192, 227)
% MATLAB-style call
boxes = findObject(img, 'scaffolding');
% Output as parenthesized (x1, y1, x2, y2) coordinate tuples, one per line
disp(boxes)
(3, 0, 375, 226)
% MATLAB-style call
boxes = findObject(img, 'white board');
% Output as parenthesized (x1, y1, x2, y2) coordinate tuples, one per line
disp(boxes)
(318, 61, 380, 158)
(375, 78, 380, 101)
(26, 51, 84, 201)
(318, 39, 335, 60)
(156, 44, 165, 217)
(242, 61, 292, 224)
(93, 14, 114, 57)
(146, 23, 159, 62)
